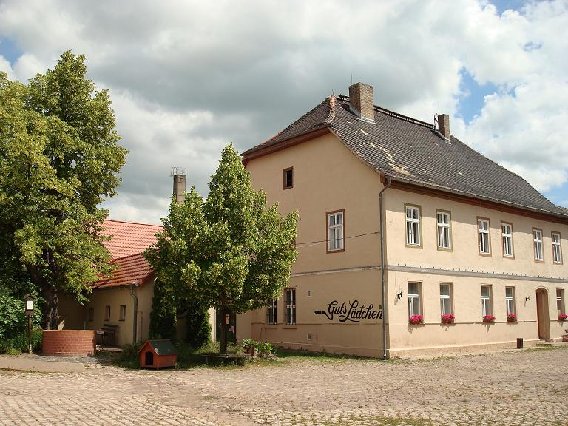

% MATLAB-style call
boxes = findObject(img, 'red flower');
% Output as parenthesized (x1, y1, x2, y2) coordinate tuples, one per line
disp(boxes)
(441, 313, 455, 324)
(507, 313, 517, 322)
(483, 315, 496, 323)
(559, 313, 568, 321)
(409, 314, 424, 325)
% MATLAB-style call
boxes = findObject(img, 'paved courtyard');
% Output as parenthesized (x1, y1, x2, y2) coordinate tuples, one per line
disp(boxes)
(0, 347, 567, 425)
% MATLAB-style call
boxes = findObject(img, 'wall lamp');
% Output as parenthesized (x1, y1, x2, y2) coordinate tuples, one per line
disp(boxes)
(396, 291, 403, 300)
(525, 296, 531, 302)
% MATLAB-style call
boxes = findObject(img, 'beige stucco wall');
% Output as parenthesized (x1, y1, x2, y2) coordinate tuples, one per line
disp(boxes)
(384, 188, 568, 354)
(84, 280, 154, 347)
(239, 133, 386, 356)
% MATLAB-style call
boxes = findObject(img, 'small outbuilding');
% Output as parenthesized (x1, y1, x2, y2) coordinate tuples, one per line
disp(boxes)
(138, 339, 177, 369)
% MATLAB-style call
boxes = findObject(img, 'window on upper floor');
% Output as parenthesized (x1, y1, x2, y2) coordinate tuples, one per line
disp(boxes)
(552, 232, 562, 264)
(481, 285, 493, 317)
(478, 218, 491, 255)
(501, 222, 514, 258)
(266, 299, 278, 325)
(408, 282, 422, 317)
(327, 210, 345, 252)
(533, 228, 543, 261)
(285, 288, 296, 325)
(436, 210, 451, 250)
(283, 167, 293, 189)
(405, 205, 421, 247)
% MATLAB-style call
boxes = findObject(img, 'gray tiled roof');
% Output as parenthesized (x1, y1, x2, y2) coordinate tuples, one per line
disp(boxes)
(244, 95, 566, 217)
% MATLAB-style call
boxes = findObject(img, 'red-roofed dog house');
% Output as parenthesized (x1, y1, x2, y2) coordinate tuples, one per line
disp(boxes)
(138, 339, 177, 369)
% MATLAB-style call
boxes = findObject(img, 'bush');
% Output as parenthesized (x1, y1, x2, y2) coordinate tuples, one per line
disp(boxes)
(240, 339, 274, 358)
(0, 328, 43, 354)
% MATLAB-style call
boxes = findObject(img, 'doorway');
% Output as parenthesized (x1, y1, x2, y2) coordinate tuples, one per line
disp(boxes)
(535, 288, 550, 341)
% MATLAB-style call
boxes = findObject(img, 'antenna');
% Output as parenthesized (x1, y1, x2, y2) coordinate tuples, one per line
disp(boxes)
(171, 166, 186, 176)
(433, 114, 438, 130)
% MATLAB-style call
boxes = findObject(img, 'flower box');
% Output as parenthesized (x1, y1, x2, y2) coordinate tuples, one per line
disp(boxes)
(441, 313, 455, 324)
(482, 315, 496, 323)
(507, 313, 517, 323)
(409, 314, 424, 325)
(559, 313, 568, 321)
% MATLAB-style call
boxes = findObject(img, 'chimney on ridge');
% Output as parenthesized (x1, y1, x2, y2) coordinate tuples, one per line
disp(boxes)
(438, 114, 450, 139)
(349, 82, 375, 123)
(172, 167, 186, 204)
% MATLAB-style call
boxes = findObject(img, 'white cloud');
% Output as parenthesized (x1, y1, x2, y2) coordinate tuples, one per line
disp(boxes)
(1, 0, 567, 221)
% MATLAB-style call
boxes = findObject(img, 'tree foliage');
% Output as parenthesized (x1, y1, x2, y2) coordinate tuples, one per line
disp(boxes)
(146, 145, 298, 353)
(0, 51, 127, 329)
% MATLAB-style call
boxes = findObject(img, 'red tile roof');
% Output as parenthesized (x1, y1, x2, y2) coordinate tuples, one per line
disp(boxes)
(101, 219, 162, 259)
(93, 219, 163, 289)
(94, 253, 154, 289)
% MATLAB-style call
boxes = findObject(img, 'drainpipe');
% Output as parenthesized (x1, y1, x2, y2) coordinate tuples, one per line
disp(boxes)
(129, 283, 139, 344)
(379, 176, 392, 359)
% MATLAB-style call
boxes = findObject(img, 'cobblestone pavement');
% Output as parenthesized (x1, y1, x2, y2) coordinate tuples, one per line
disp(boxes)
(1, 347, 567, 425)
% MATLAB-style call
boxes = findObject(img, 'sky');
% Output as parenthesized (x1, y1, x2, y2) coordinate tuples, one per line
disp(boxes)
(1, 0, 567, 224)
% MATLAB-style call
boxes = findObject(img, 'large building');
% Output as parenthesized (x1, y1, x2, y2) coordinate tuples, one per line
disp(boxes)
(237, 83, 568, 358)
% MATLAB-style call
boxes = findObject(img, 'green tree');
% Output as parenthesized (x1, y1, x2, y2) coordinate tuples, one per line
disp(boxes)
(0, 51, 127, 329)
(146, 145, 298, 353)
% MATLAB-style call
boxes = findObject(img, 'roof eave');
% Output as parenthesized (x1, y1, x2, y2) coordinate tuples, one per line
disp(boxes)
(387, 176, 568, 223)
(243, 127, 331, 164)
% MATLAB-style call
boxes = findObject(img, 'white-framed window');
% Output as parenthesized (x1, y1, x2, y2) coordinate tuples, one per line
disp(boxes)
(478, 218, 490, 254)
(406, 205, 421, 246)
(505, 286, 516, 316)
(552, 232, 562, 264)
(439, 283, 453, 315)
(285, 288, 296, 325)
(436, 211, 451, 250)
(119, 305, 126, 321)
(501, 223, 513, 257)
(408, 282, 421, 317)
(104, 305, 111, 321)
(533, 228, 543, 261)
(557, 288, 565, 316)
(266, 299, 277, 325)
(481, 285, 492, 317)
(327, 210, 344, 252)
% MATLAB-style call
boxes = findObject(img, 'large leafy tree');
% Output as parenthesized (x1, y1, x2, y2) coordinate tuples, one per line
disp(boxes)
(146, 145, 298, 353)
(0, 51, 127, 329)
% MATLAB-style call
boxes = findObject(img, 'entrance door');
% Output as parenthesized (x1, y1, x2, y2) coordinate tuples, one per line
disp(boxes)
(536, 289, 550, 341)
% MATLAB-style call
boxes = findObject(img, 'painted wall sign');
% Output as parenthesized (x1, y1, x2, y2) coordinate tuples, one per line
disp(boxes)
(314, 300, 383, 322)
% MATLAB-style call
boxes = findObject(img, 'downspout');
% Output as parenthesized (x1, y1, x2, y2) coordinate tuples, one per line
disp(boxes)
(129, 283, 139, 344)
(379, 176, 392, 359)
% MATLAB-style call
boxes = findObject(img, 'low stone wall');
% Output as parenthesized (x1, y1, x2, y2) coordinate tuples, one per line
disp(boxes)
(42, 330, 96, 356)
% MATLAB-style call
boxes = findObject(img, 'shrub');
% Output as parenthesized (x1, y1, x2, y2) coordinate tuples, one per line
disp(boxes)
(240, 339, 274, 358)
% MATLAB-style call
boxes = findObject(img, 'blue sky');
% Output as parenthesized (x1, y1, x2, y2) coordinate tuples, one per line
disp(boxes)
(1, 0, 567, 222)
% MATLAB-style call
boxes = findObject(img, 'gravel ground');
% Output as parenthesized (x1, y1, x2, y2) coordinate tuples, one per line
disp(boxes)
(0, 347, 567, 425)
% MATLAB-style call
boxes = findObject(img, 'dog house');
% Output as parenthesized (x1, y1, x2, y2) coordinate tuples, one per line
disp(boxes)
(138, 339, 177, 369)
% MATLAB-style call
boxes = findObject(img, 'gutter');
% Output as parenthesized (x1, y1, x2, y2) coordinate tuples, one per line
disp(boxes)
(379, 176, 392, 359)
(129, 283, 139, 344)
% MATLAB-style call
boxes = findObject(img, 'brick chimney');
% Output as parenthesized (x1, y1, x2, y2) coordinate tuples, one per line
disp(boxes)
(438, 114, 450, 139)
(349, 82, 375, 123)
(172, 169, 186, 203)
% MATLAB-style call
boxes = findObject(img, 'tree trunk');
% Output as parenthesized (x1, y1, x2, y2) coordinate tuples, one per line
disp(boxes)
(42, 283, 59, 330)
(219, 306, 228, 354)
